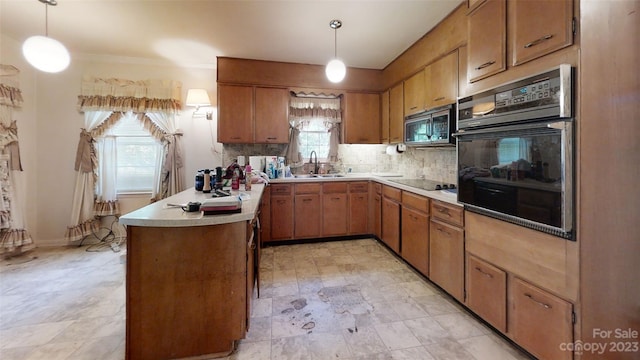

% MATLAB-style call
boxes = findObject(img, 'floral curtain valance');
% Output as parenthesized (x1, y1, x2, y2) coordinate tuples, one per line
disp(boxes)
(0, 65, 23, 108)
(289, 95, 342, 124)
(77, 77, 182, 113)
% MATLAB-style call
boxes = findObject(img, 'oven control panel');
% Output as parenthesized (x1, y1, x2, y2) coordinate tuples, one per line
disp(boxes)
(495, 79, 552, 108)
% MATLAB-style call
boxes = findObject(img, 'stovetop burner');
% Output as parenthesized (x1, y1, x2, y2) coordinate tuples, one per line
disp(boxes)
(389, 178, 457, 191)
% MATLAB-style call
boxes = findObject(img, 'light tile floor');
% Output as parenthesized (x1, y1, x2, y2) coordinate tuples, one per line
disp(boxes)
(0, 238, 533, 360)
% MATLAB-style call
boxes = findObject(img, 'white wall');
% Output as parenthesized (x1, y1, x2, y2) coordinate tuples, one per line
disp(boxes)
(1, 33, 221, 246)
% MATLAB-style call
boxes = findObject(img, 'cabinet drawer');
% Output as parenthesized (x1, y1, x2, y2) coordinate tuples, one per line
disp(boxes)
(510, 277, 573, 360)
(374, 182, 382, 195)
(270, 184, 292, 196)
(402, 191, 429, 213)
(431, 200, 464, 226)
(382, 185, 402, 201)
(295, 183, 321, 194)
(467, 255, 507, 332)
(323, 182, 348, 193)
(349, 181, 369, 193)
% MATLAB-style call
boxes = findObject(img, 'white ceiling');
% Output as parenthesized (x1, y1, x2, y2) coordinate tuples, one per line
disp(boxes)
(1, 0, 462, 70)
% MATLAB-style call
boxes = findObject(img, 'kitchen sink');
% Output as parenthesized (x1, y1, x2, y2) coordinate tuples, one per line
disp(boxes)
(292, 173, 345, 179)
(316, 174, 345, 178)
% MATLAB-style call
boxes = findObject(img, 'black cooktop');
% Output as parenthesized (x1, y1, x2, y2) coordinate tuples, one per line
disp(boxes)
(389, 178, 457, 191)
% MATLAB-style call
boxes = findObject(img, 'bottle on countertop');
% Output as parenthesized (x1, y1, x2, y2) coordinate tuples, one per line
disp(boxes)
(203, 169, 212, 193)
(231, 167, 240, 190)
(245, 165, 252, 191)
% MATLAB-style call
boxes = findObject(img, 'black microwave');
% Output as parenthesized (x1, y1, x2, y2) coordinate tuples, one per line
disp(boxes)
(404, 104, 456, 147)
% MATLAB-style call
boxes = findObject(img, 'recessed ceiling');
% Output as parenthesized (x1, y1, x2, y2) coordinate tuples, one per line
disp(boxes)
(0, 0, 462, 69)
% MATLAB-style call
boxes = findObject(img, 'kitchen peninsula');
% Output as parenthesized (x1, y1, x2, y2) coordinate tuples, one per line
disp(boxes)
(119, 184, 265, 360)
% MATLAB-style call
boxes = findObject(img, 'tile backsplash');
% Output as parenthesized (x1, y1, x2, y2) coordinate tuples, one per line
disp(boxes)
(222, 143, 457, 184)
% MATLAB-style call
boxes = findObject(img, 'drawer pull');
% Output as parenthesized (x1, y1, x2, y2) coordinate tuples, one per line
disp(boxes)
(474, 266, 493, 279)
(276, 199, 287, 205)
(410, 106, 418, 110)
(433, 96, 445, 102)
(436, 207, 451, 216)
(302, 198, 312, 202)
(525, 293, 552, 309)
(475, 60, 496, 70)
(524, 34, 554, 48)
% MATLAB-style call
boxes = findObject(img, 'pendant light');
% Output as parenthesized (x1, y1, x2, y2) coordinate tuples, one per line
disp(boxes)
(22, 0, 70, 73)
(325, 19, 346, 83)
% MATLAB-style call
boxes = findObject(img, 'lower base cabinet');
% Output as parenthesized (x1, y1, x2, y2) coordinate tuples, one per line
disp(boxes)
(401, 206, 429, 275)
(510, 277, 574, 360)
(429, 218, 464, 301)
(466, 255, 507, 332)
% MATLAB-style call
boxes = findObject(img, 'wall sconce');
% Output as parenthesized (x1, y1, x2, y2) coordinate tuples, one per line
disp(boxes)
(186, 88, 212, 120)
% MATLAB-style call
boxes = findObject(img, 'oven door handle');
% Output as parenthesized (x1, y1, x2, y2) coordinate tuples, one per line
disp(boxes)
(453, 120, 570, 138)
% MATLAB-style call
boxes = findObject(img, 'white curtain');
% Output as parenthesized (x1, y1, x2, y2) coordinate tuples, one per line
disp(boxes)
(65, 110, 112, 243)
(94, 135, 119, 216)
(145, 112, 184, 199)
(0, 64, 34, 255)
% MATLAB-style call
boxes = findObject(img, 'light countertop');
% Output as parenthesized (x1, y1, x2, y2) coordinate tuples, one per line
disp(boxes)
(119, 184, 265, 227)
(119, 173, 461, 228)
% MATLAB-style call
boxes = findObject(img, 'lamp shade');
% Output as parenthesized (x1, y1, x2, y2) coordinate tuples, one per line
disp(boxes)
(325, 59, 346, 83)
(186, 89, 211, 107)
(22, 35, 70, 73)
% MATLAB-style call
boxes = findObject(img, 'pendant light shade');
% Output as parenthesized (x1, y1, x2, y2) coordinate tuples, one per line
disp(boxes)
(325, 19, 346, 83)
(23, 0, 70, 73)
(325, 59, 346, 83)
(23, 35, 70, 73)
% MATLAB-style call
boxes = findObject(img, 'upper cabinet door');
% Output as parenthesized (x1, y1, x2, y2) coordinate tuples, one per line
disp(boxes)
(403, 70, 425, 115)
(380, 90, 390, 144)
(510, 0, 574, 66)
(424, 51, 458, 110)
(218, 85, 254, 143)
(389, 83, 404, 144)
(344, 92, 381, 144)
(467, 0, 506, 83)
(255, 87, 289, 144)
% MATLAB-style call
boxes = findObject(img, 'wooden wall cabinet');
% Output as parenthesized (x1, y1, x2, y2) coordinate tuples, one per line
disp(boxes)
(269, 184, 294, 241)
(218, 84, 254, 143)
(401, 192, 430, 276)
(429, 200, 464, 301)
(424, 51, 458, 110)
(389, 83, 404, 143)
(295, 183, 322, 239)
(466, 255, 507, 332)
(467, 0, 506, 82)
(349, 182, 369, 235)
(510, 0, 574, 66)
(403, 70, 425, 116)
(343, 92, 381, 144)
(217, 85, 289, 144)
(255, 87, 290, 143)
(322, 182, 349, 236)
(381, 186, 401, 253)
(380, 91, 390, 143)
(510, 277, 574, 360)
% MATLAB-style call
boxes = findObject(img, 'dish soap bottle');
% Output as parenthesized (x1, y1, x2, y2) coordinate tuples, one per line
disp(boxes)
(231, 167, 240, 190)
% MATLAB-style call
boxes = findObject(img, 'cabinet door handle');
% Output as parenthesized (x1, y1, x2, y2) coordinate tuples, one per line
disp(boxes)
(475, 61, 496, 70)
(410, 106, 418, 110)
(276, 199, 287, 205)
(436, 226, 451, 237)
(266, 137, 277, 141)
(524, 293, 552, 309)
(524, 34, 554, 48)
(231, 136, 241, 140)
(302, 198, 312, 202)
(474, 266, 493, 279)
(433, 96, 445, 102)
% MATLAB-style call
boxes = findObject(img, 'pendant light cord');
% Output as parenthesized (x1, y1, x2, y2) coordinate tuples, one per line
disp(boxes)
(45, 3, 49, 36)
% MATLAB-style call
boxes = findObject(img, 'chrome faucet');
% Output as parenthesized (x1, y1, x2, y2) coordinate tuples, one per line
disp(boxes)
(309, 150, 319, 174)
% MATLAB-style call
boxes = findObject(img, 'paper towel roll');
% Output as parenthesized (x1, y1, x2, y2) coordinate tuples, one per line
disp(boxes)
(386, 145, 398, 155)
(237, 155, 246, 166)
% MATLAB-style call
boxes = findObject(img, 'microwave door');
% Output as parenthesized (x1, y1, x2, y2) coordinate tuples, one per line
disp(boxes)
(431, 109, 450, 143)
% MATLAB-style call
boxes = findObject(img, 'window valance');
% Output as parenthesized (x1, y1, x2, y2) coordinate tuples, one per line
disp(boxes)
(289, 94, 342, 123)
(77, 77, 182, 113)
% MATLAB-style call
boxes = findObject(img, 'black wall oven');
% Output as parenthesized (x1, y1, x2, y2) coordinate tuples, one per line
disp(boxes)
(455, 64, 574, 239)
